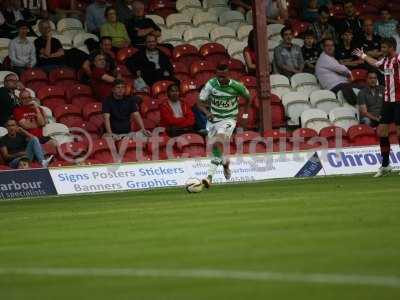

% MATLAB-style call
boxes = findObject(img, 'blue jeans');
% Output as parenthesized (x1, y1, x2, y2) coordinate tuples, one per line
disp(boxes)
(9, 137, 45, 168)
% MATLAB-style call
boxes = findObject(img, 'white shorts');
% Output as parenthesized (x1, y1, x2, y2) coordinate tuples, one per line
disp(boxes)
(206, 119, 237, 139)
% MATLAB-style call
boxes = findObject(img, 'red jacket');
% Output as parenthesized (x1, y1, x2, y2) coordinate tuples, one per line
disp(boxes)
(159, 100, 195, 128)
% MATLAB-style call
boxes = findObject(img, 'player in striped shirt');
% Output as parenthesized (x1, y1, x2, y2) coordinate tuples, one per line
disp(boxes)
(197, 63, 251, 188)
(353, 38, 400, 177)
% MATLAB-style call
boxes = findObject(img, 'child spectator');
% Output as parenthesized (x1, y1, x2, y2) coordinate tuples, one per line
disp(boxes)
(335, 28, 363, 70)
(302, 30, 321, 74)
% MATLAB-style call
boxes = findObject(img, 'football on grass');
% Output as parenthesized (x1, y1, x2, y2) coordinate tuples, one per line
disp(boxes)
(185, 178, 203, 193)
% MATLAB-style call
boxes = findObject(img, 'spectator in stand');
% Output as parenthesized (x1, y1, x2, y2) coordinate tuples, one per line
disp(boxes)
(302, 0, 319, 23)
(86, 0, 110, 35)
(13, 89, 48, 140)
(0, 0, 34, 38)
(360, 18, 382, 60)
(229, 0, 252, 14)
(335, 28, 364, 70)
(125, 0, 161, 49)
(0, 73, 20, 127)
(334, 0, 363, 42)
(316, 38, 364, 105)
(302, 30, 321, 74)
(374, 8, 398, 39)
(0, 118, 53, 168)
(357, 71, 383, 127)
(126, 34, 174, 87)
(16, 156, 30, 169)
(310, 5, 337, 45)
(47, 0, 83, 20)
(21, 0, 48, 19)
(273, 27, 304, 77)
(101, 6, 131, 49)
(395, 23, 400, 53)
(244, 29, 256, 75)
(91, 52, 121, 101)
(8, 21, 36, 74)
(103, 79, 151, 138)
(34, 19, 65, 72)
(116, 0, 135, 24)
(160, 84, 195, 137)
(267, 0, 289, 24)
(82, 36, 116, 78)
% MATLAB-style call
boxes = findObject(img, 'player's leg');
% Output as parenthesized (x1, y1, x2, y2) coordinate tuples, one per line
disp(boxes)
(394, 103, 400, 174)
(374, 103, 393, 177)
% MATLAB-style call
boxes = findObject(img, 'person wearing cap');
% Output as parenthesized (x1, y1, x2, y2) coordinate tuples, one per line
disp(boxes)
(8, 20, 36, 74)
(102, 79, 151, 139)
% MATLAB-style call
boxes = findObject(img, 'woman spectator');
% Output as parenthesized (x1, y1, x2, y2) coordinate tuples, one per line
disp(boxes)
(100, 6, 130, 49)
(90, 52, 121, 101)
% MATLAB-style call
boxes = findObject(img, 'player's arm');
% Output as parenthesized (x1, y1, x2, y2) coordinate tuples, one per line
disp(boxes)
(197, 83, 213, 121)
(353, 48, 379, 67)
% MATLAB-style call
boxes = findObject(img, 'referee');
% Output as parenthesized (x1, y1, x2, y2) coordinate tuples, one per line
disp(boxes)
(354, 38, 400, 177)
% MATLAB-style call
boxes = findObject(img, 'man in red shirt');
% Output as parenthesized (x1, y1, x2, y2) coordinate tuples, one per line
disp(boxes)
(13, 89, 47, 139)
(160, 83, 195, 137)
(354, 37, 400, 177)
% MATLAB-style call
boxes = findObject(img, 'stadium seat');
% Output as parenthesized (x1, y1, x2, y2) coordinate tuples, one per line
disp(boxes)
(263, 129, 293, 152)
(234, 131, 265, 154)
(183, 91, 199, 107)
(172, 61, 190, 76)
(292, 128, 321, 150)
(140, 98, 161, 124)
(270, 74, 291, 98)
(219, 10, 245, 30)
(176, 133, 206, 157)
(210, 26, 237, 49)
(291, 73, 320, 95)
(117, 137, 149, 162)
(115, 64, 134, 82)
(20, 68, 48, 92)
(37, 85, 66, 111)
(180, 79, 201, 96)
(65, 84, 93, 102)
(69, 120, 100, 140)
(319, 126, 350, 148)
(267, 24, 285, 41)
(166, 13, 193, 32)
(223, 58, 246, 72)
(227, 40, 247, 63)
(148, 0, 177, 18)
(239, 75, 257, 89)
(43, 122, 69, 136)
(58, 141, 88, 160)
(290, 20, 310, 37)
(300, 108, 331, 133)
(0, 126, 7, 138)
(116, 47, 139, 63)
(203, 0, 229, 12)
(49, 67, 77, 86)
(183, 28, 211, 48)
(309, 90, 341, 114)
(199, 43, 229, 66)
(53, 104, 84, 127)
(90, 139, 115, 163)
(160, 28, 184, 47)
(237, 106, 257, 129)
(52, 34, 73, 49)
(190, 60, 215, 86)
(72, 32, 99, 48)
(70, 96, 97, 107)
(0, 38, 11, 51)
(347, 124, 378, 146)
(236, 24, 253, 41)
(151, 80, 175, 98)
(49, 160, 74, 168)
(281, 92, 311, 126)
(193, 11, 219, 32)
(351, 69, 368, 85)
(329, 107, 359, 131)
(147, 134, 176, 160)
(146, 14, 166, 27)
(172, 44, 201, 66)
(83, 102, 103, 128)
(132, 118, 158, 131)
(176, 0, 203, 17)
(271, 101, 286, 128)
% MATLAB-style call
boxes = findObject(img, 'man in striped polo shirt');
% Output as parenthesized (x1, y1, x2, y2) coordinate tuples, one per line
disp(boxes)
(354, 38, 400, 177)
(197, 63, 251, 188)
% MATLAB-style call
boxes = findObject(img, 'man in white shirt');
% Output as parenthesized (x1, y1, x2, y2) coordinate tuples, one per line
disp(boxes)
(8, 20, 36, 74)
(315, 38, 363, 105)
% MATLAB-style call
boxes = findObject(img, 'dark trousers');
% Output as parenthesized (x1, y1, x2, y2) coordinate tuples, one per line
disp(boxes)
(331, 82, 366, 105)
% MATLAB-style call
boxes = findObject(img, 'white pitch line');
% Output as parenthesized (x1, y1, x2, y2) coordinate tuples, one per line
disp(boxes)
(0, 267, 399, 288)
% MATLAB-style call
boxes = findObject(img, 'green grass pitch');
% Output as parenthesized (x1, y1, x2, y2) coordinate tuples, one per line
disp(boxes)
(0, 175, 400, 300)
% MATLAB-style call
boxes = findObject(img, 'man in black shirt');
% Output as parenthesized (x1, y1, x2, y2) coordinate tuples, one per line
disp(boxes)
(102, 79, 151, 138)
(0, 73, 19, 127)
(360, 18, 382, 59)
(333, 0, 363, 43)
(34, 19, 65, 72)
(125, 0, 161, 49)
(0, 119, 52, 168)
(335, 28, 363, 70)
(302, 30, 321, 74)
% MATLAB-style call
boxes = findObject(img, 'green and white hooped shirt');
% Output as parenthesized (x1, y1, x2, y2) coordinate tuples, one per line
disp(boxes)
(199, 78, 250, 122)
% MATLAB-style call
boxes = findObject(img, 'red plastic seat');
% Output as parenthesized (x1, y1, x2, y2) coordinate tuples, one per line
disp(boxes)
(90, 139, 114, 162)
(71, 96, 97, 107)
(263, 129, 293, 152)
(347, 124, 378, 146)
(132, 118, 158, 131)
(151, 80, 174, 98)
(292, 128, 320, 150)
(180, 79, 200, 97)
(271, 101, 286, 128)
(70, 120, 100, 140)
(53, 104, 83, 127)
(20, 68, 48, 92)
(200, 43, 228, 67)
(351, 69, 368, 85)
(83, 102, 103, 128)
(116, 47, 138, 63)
(182, 92, 199, 107)
(190, 60, 215, 85)
(140, 98, 161, 124)
(222, 58, 245, 72)
(319, 126, 350, 148)
(240, 75, 257, 89)
(49, 160, 74, 167)
(115, 64, 134, 81)
(234, 131, 265, 154)
(237, 107, 257, 129)
(172, 44, 201, 66)
(146, 134, 177, 160)
(172, 61, 189, 75)
(65, 84, 92, 102)
(176, 133, 205, 158)
(148, 0, 176, 18)
(49, 67, 77, 86)
(37, 85, 66, 111)
(58, 141, 88, 159)
(290, 20, 311, 36)
(116, 137, 148, 162)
